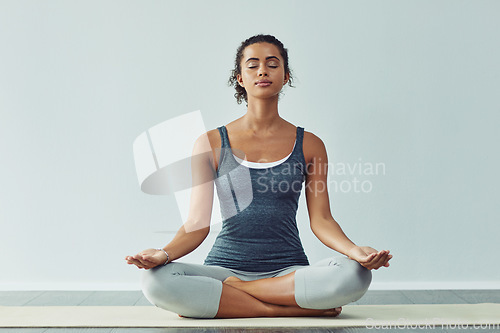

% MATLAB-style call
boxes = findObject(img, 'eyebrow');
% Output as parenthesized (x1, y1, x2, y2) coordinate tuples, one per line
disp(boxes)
(245, 56, 280, 63)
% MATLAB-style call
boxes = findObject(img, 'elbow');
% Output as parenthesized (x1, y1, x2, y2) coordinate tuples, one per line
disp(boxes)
(310, 217, 342, 245)
(310, 222, 326, 242)
(310, 216, 336, 231)
(183, 218, 211, 236)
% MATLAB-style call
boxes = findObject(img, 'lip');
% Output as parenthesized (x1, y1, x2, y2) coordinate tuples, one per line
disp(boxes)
(256, 80, 272, 86)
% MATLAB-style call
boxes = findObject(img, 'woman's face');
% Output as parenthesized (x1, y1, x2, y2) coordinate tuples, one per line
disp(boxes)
(237, 42, 290, 102)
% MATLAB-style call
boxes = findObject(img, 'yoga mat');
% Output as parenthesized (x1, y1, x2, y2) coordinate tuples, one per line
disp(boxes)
(1, 304, 499, 328)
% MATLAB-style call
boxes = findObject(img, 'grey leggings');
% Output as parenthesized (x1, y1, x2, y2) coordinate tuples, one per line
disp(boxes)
(142, 256, 372, 318)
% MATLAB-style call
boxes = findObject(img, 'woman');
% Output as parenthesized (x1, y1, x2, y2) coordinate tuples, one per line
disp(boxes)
(125, 34, 392, 319)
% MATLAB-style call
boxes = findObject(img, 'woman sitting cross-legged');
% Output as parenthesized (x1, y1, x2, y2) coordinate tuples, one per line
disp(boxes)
(125, 34, 392, 319)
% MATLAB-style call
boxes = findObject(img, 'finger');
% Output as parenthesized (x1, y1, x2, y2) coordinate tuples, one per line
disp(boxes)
(127, 258, 149, 269)
(133, 255, 152, 267)
(377, 250, 389, 257)
(358, 252, 378, 263)
(363, 250, 391, 269)
(376, 253, 391, 269)
(378, 252, 391, 264)
(126, 258, 143, 267)
(366, 251, 383, 264)
(383, 254, 393, 267)
(373, 252, 388, 265)
(360, 255, 378, 269)
(368, 252, 388, 270)
(361, 255, 382, 270)
(125, 257, 139, 265)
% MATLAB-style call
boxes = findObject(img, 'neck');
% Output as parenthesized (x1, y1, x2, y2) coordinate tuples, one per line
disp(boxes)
(242, 96, 282, 133)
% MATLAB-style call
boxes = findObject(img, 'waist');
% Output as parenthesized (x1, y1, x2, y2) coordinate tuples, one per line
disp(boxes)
(204, 239, 309, 272)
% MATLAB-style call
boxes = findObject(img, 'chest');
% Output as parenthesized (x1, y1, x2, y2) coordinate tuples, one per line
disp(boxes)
(229, 135, 296, 163)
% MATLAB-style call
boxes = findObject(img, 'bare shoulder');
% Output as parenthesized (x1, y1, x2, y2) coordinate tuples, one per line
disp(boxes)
(193, 128, 222, 171)
(192, 127, 219, 146)
(205, 128, 221, 150)
(303, 130, 328, 164)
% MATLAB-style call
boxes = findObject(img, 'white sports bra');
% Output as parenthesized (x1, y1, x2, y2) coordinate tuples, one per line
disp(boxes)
(232, 141, 296, 169)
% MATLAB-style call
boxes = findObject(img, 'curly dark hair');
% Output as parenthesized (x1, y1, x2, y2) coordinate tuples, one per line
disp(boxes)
(228, 34, 295, 105)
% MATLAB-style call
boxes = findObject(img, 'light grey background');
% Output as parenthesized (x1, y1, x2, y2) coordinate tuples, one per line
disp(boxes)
(1, 0, 498, 290)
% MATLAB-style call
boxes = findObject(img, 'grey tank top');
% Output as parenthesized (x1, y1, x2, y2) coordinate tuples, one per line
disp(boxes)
(203, 125, 310, 272)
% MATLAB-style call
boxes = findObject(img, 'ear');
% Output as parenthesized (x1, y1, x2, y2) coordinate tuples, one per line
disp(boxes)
(236, 73, 244, 87)
(283, 72, 290, 85)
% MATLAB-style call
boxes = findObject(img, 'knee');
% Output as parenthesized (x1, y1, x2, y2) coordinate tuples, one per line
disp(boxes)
(141, 263, 221, 318)
(325, 257, 372, 305)
(346, 258, 372, 301)
(141, 263, 185, 307)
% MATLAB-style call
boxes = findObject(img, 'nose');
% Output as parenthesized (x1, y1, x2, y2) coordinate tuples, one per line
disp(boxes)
(257, 64, 268, 76)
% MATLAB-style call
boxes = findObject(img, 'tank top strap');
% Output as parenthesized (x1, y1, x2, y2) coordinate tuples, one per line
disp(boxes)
(218, 126, 230, 148)
(292, 126, 305, 157)
(216, 126, 232, 176)
(296, 126, 304, 147)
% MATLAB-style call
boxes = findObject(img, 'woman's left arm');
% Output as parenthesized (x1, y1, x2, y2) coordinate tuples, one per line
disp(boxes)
(303, 132, 392, 270)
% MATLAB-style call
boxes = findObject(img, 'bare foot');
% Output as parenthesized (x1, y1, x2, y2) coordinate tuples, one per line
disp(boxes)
(321, 307, 342, 317)
(271, 305, 342, 318)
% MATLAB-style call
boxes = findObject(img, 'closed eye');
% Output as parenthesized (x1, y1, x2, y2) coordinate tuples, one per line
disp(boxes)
(248, 65, 278, 69)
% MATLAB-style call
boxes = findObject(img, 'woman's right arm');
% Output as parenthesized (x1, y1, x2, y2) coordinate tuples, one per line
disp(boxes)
(125, 131, 218, 269)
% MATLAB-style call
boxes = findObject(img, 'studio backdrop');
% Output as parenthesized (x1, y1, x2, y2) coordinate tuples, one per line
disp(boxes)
(0, 0, 498, 290)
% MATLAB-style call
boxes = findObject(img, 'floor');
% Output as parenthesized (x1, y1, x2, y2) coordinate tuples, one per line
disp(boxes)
(0, 290, 499, 332)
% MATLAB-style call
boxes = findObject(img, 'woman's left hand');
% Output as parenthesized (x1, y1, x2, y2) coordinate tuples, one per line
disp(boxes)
(347, 246, 393, 270)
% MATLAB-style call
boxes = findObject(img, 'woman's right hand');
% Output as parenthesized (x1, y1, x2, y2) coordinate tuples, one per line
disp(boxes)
(125, 248, 168, 270)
